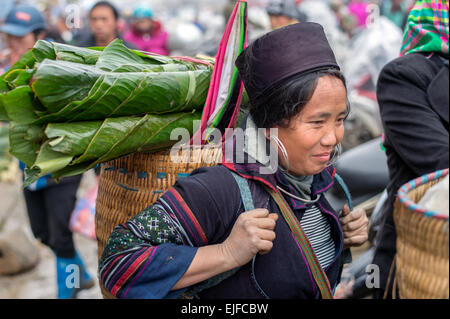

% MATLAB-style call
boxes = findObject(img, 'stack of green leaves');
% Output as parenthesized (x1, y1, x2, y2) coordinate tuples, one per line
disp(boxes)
(0, 39, 212, 186)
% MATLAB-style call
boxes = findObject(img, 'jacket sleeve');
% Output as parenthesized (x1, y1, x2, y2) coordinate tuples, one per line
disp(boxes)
(98, 166, 241, 299)
(376, 56, 449, 176)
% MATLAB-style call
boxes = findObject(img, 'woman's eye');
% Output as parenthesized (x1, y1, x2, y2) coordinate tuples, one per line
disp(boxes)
(311, 120, 324, 125)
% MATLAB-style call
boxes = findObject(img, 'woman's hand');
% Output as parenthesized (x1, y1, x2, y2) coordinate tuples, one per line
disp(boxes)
(172, 209, 278, 290)
(339, 204, 369, 250)
(220, 209, 278, 269)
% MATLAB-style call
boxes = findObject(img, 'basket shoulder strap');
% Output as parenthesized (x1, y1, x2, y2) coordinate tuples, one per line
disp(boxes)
(334, 172, 353, 211)
(230, 171, 255, 212)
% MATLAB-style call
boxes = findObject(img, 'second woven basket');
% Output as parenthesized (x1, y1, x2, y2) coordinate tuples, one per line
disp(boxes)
(392, 168, 449, 299)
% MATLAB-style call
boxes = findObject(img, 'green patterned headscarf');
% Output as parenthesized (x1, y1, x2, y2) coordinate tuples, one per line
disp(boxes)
(400, 0, 449, 56)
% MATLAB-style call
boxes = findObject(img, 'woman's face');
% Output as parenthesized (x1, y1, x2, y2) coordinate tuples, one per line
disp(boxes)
(273, 75, 348, 176)
(134, 18, 153, 33)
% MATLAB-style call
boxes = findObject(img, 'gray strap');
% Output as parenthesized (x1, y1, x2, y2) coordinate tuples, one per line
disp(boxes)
(230, 171, 270, 299)
(231, 171, 255, 211)
(183, 171, 270, 299)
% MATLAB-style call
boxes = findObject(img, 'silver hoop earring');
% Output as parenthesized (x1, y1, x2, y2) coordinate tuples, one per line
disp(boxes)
(270, 135, 290, 172)
(327, 143, 342, 167)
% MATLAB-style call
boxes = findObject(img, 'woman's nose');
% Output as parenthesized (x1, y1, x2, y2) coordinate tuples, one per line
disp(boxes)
(321, 127, 339, 147)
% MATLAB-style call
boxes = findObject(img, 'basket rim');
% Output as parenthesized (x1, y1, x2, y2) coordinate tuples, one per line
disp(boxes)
(397, 168, 449, 221)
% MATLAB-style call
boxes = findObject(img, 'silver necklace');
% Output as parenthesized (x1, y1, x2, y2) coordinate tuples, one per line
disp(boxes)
(276, 185, 321, 204)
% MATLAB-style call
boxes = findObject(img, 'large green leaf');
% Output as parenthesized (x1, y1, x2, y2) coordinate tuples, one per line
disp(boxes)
(25, 139, 74, 184)
(45, 120, 101, 156)
(94, 39, 202, 73)
(3, 69, 35, 88)
(30, 60, 210, 122)
(51, 42, 102, 65)
(23, 111, 200, 185)
(2, 86, 39, 124)
(67, 70, 210, 120)
(92, 112, 197, 166)
(111, 63, 195, 73)
(9, 122, 45, 167)
(95, 39, 164, 71)
(31, 59, 102, 113)
(31, 40, 101, 65)
(0, 51, 37, 83)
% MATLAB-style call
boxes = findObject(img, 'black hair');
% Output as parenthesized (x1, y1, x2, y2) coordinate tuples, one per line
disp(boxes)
(32, 28, 46, 40)
(90, 1, 119, 20)
(249, 68, 350, 128)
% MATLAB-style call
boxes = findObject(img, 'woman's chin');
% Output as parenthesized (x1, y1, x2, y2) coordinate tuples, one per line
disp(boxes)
(288, 164, 327, 177)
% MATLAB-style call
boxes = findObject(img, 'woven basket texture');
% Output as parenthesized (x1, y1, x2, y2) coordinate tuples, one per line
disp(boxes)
(393, 174, 449, 299)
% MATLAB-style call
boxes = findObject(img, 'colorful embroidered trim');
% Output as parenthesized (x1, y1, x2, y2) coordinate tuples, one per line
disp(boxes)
(397, 168, 449, 221)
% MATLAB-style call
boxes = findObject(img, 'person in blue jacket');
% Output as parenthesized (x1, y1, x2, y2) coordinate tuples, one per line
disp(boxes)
(0, 5, 94, 299)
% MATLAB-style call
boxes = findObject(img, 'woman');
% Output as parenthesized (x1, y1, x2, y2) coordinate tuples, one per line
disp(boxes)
(122, 4, 169, 56)
(98, 22, 368, 299)
(372, 0, 449, 299)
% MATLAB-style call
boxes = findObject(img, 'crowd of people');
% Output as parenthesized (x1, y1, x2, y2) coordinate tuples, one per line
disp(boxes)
(0, 0, 416, 73)
(0, 1, 172, 73)
(0, 0, 448, 301)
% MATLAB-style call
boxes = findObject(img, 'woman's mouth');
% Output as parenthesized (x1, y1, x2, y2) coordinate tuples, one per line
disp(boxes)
(312, 153, 331, 162)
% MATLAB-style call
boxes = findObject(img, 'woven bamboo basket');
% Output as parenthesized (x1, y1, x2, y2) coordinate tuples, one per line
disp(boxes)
(392, 168, 449, 299)
(95, 145, 223, 298)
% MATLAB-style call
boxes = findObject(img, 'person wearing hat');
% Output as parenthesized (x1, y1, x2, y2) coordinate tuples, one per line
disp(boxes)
(98, 22, 368, 299)
(266, 0, 307, 30)
(122, 4, 169, 55)
(0, 5, 95, 299)
(76, 1, 136, 49)
(0, 4, 47, 72)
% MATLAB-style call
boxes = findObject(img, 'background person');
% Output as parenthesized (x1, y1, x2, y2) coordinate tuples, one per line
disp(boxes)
(347, 0, 369, 28)
(372, 0, 449, 299)
(0, 4, 46, 70)
(380, 0, 410, 30)
(0, 5, 94, 299)
(76, 1, 136, 49)
(122, 4, 169, 55)
(266, 0, 307, 30)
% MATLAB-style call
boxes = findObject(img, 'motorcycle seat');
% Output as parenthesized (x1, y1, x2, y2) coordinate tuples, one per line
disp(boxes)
(334, 138, 389, 197)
